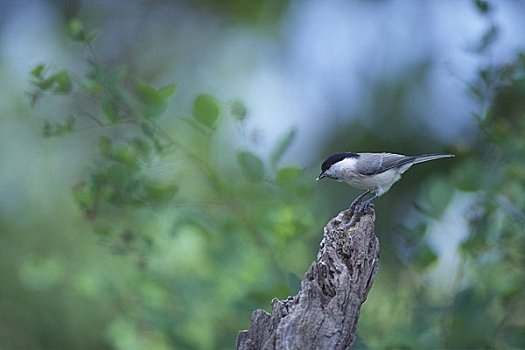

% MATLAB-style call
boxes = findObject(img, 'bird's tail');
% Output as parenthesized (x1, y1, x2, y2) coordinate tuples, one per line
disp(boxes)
(413, 153, 455, 165)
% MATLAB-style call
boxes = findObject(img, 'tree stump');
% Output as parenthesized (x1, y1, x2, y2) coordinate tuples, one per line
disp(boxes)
(237, 204, 379, 350)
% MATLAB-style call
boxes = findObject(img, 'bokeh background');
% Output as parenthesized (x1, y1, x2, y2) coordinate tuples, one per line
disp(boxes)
(1, 0, 525, 349)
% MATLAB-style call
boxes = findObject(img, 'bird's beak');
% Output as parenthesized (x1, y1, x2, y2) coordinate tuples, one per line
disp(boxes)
(316, 173, 325, 181)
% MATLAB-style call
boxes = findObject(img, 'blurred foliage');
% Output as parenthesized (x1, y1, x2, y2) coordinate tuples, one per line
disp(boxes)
(189, 0, 288, 26)
(20, 19, 317, 350)
(2, 1, 525, 349)
(356, 5, 525, 348)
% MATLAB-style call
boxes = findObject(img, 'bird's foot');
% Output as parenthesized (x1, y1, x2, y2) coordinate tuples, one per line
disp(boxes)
(349, 190, 370, 211)
(357, 195, 377, 213)
(359, 201, 374, 213)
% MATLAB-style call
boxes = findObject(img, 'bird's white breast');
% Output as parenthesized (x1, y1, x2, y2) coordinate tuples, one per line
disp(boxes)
(330, 157, 408, 196)
(346, 169, 402, 195)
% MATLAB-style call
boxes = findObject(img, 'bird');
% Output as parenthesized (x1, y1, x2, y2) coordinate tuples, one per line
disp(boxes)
(317, 152, 454, 209)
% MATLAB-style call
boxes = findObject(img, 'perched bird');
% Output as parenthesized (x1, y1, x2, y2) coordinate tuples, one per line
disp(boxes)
(317, 152, 454, 209)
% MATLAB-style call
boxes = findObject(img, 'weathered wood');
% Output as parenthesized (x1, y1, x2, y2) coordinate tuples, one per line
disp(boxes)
(237, 204, 379, 350)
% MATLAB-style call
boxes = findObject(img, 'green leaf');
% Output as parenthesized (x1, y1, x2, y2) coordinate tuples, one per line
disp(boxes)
(144, 181, 179, 202)
(68, 18, 86, 42)
(34, 78, 54, 91)
(68, 18, 97, 43)
(80, 78, 103, 96)
(113, 146, 136, 165)
(271, 129, 296, 167)
(42, 117, 75, 137)
(276, 166, 302, 185)
(193, 94, 219, 128)
(158, 84, 177, 100)
(30, 64, 45, 78)
(238, 151, 264, 181)
(51, 71, 72, 93)
(230, 99, 247, 121)
(33, 70, 72, 92)
(101, 96, 119, 123)
(131, 138, 151, 158)
(136, 82, 176, 120)
(72, 181, 93, 213)
(474, 0, 490, 13)
(474, 25, 498, 53)
(136, 81, 163, 105)
(33, 70, 72, 93)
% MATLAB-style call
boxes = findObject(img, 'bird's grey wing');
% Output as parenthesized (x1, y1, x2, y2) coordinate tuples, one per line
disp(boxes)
(355, 153, 416, 175)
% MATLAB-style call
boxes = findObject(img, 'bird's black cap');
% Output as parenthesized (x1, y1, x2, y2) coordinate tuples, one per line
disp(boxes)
(321, 152, 359, 172)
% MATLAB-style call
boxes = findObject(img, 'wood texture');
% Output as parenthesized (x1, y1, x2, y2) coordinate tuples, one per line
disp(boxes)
(237, 204, 379, 350)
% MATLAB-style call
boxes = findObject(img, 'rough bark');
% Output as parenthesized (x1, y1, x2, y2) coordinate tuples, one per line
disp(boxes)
(237, 204, 379, 350)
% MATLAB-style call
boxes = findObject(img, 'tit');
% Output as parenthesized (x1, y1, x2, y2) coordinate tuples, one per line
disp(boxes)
(317, 152, 454, 208)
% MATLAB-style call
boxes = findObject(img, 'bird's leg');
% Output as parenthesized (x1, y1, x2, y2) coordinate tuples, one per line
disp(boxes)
(349, 190, 370, 210)
(360, 194, 378, 211)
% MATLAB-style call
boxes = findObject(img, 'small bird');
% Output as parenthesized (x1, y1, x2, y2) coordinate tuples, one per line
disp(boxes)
(317, 152, 454, 209)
